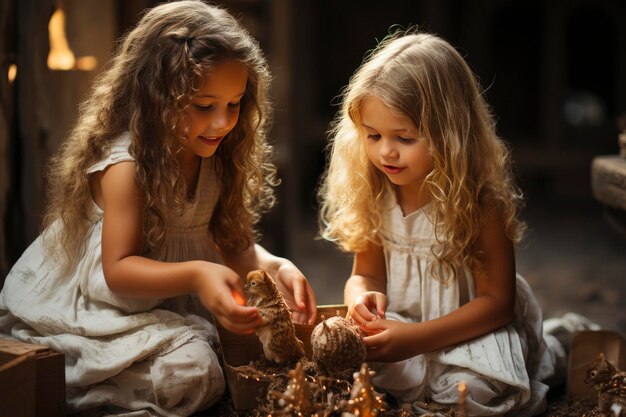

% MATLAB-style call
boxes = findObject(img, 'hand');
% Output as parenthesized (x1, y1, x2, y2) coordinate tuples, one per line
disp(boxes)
(273, 262, 317, 325)
(347, 291, 387, 326)
(196, 263, 263, 334)
(361, 318, 419, 362)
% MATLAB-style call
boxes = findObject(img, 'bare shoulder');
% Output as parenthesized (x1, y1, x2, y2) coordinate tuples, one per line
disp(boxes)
(95, 162, 138, 208)
(475, 203, 510, 252)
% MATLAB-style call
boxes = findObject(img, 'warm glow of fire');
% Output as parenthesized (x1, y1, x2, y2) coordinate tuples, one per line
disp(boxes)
(76, 56, 97, 71)
(47, 7, 99, 71)
(47, 8, 75, 70)
(8, 64, 16, 83)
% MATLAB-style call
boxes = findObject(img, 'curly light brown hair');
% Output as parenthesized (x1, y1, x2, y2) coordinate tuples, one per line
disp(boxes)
(319, 30, 525, 279)
(43, 0, 276, 275)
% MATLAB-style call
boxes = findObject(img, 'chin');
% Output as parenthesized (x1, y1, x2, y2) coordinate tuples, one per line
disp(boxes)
(193, 146, 219, 158)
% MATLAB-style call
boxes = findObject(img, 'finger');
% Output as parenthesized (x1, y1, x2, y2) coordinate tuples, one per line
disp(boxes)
(290, 277, 307, 311)
(304, 283, 317, 325)
(219, 317, 257, 334)
(349, 308, 370, 326)
(374, 293, 387, 318)
(291, 310, 307, 325)
(360, 318, 386, 335)
(362, 318, 387, 330)
(231, 289, 246, 306)
(223, 302, 262, 324)
(227, 277, 247, 304)
(363, 333, 383, 349)
(354, 303, 377, 322)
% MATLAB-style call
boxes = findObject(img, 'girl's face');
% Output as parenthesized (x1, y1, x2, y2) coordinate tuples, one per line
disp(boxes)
(361, 95, 433, 192)
(182, 59, 248, 160)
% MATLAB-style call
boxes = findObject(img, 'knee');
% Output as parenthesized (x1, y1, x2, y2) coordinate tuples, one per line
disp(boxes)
(430, 371, 518, 416)
(152, 338, 225, 411)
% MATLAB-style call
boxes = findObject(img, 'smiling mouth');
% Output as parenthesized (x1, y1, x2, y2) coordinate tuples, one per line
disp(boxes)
(198, 136, 223, 145)
(383, 165, 404, 174)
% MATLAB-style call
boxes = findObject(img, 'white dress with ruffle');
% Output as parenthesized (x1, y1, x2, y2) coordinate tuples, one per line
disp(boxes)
(370, 191, 566, 416)
(0, 133, 225, 416)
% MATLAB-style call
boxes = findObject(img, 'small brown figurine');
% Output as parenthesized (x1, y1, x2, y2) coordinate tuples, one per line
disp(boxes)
(585, 352, 626, 416)
(244, 270, 305, 364)
(310, 315, 366, 376)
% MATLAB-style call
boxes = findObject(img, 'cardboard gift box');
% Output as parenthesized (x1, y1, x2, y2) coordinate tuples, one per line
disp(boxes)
(0, 338, 66, 417)
(215, 304, 348, 410)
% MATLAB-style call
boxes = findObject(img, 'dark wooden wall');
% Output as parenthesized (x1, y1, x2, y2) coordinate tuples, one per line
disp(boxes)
(2, 0, 625, 284)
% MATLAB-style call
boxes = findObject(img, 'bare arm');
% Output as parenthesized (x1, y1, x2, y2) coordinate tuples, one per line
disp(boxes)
(345, 242, 388, 322)
(98, 162, 262, 333)
(362, 207, 516, 361)
(220, 243, 318, 325)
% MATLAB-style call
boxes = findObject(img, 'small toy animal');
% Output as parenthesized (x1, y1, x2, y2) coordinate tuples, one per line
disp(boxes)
(244, 270, 305, 364)
(585, 352, 626, 417)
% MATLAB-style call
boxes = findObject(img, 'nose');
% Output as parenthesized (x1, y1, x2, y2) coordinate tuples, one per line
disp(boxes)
(211, 108, 235, 132)
(379, 137, 398, 159)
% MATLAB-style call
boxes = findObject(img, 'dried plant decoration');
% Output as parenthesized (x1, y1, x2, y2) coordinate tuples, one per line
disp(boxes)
(340, 363, 387, 417)
(268, 361, 327, 416)
(244, 270, 305, 364)
(311, 315, 366, 376)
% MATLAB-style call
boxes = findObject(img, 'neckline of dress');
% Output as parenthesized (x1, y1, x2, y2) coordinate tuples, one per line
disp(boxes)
(387, 184, 431, 219)
(393, 200, 431, 219)
(187, 157, 211, 205)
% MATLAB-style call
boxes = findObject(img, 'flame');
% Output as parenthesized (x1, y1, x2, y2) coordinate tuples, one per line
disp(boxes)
(47, 8, 75, 70)
(8, 64, 16, 83)
(76, 56, 97, 71)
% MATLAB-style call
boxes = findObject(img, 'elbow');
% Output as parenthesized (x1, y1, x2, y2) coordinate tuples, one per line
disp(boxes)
(496, 302, 515, 328)
(102, 262, 125, 295)
(500, 310, 514, 327)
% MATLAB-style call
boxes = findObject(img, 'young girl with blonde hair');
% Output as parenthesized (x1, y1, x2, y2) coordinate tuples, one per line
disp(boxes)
(319, 30, 593, 416)
(0, 1, 316, 415)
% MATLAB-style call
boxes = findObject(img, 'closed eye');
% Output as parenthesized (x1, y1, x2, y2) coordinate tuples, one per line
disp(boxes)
(193, 104, 213, 112)
(367, 134, 381, 140)
(397, 136, 416, 144)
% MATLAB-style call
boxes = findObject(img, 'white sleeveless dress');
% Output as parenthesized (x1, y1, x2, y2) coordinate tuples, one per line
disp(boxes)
(370, 189, 568, 416)
(0, 133, 225, 416)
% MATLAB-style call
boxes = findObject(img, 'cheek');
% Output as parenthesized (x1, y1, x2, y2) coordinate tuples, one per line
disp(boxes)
(229, 108, 241, 126)
(187, 113, 206, 133)
(364, 142, 377, 162)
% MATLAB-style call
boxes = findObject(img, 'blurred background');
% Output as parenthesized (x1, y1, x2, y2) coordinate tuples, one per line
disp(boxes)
(1, 0, 624, 332)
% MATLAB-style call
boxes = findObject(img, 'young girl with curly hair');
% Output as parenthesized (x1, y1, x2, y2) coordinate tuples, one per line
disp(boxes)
(318, 31, 594, 416)
(0, 1, 316, 415)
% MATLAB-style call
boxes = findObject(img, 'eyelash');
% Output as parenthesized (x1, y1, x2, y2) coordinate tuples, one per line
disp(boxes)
(193, 102, 241, 112)
(367, 134, 415, 143)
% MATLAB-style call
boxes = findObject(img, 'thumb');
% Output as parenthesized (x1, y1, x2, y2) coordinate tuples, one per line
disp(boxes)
(227, 276, 247, 306)
(291, 278, 307, 311)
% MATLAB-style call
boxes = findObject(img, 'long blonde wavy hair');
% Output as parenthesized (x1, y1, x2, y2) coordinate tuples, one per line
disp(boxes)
(43, 0, 276, 275)
(319, 30, 525, 277)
